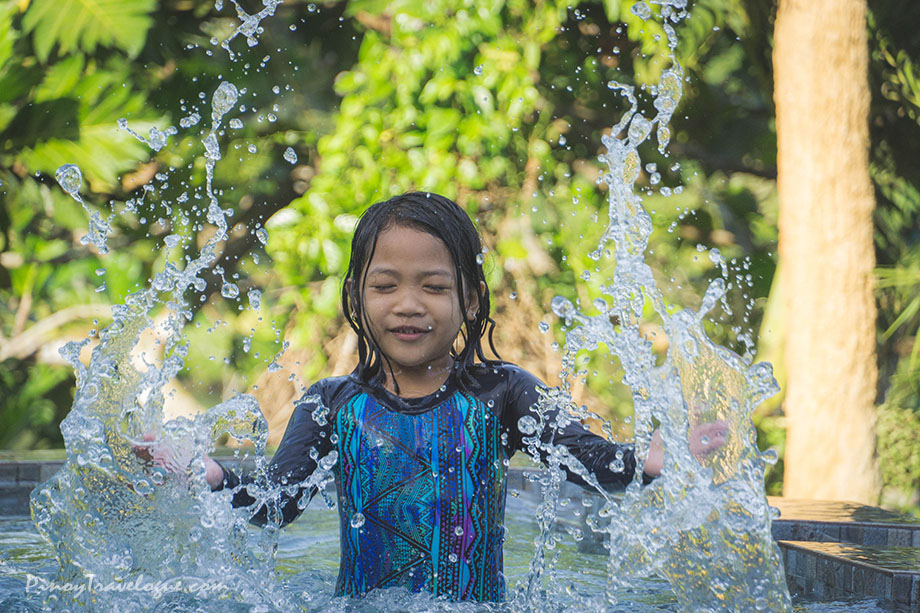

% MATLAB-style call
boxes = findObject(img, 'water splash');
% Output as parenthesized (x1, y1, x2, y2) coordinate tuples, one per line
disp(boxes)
(520, 1, 792, 610)
(30, 5, 311, 610)
(35, 1, 792, 611)
(55, 163, 112, 255)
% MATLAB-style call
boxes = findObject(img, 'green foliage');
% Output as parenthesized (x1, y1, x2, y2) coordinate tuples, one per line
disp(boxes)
(866, 2, 920, 507)
(0, 360, 71, 449)
(271, 0, 779, 427)
(22, 0, 156, 62)
(876, 363, 920, 513)
(0, 0, 917, 515)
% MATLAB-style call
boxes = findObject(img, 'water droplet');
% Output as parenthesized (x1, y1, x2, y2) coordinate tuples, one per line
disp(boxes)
(179, 113, 201, 128)
(762, 449, 779, 466)
(558, 135, 567, 146)
(248, 144, 258, 153)
(255, 227, 269, 245)
(350, 512, 365, 528)
(248, 288, 261, 310)
(473, 65, 483, 76)
(628, 114, 652, 146)
(538, 321, 550, 333)
(164, 234, 181, 248)
(454, 526, 463, 536)
(203, 134, 221, 160)
(550, 295, 576, 321)
(55, 164, 82, 195)
(283, 147, 298, 164)
(211, 81, 239, 122)
(221, 282, 240, 299)
(518, 415, 538, 435)
(448, 552, 458, 563)
(631, 1, 652, 20)
(475, 253, 484, 265)
(229, 118, 244, 129)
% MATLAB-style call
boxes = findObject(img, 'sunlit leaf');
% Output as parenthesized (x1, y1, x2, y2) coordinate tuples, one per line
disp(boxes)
(22, 0, 156, 62)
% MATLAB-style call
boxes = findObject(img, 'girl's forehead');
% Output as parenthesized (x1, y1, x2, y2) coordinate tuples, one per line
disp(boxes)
(368, 225, 454, 270)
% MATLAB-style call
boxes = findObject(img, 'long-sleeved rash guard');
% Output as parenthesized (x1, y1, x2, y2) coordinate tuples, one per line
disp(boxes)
(216, 362, 639, 601)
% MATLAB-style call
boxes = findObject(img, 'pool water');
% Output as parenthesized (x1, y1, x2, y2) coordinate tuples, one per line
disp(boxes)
(0, 495, 890, 612)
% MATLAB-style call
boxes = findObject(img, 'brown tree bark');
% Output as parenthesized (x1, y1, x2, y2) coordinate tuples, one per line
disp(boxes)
(774, 0, 880, 503)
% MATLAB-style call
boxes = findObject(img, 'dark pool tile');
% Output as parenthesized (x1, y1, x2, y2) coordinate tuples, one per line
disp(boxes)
(823, 524, 841, 541)
(0, 486, 33, 516)
(0, 464, 17, 483)
(841, 562, 853, 593)
(892, 574, 912, 605)
(870, 570, 892, 601)
(843, 525, 863, 544)
(862, 526, 889, 547)
(784, 549, 796, 575)
(853, 566, 866, 595)
(888, 529, 913, 548)
(814, 555, 825, 584)
(16, 463, 41, 483)
(812, 576, 825, 599)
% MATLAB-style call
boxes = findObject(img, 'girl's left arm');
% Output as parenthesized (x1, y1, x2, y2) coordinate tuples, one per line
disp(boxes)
(500, 365, 725, 490)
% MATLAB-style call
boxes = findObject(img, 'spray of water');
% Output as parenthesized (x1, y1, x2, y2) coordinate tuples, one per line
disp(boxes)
(31, 1, 791, 611)
(28, 4, 326, 610)
(517, 1, 792, 611)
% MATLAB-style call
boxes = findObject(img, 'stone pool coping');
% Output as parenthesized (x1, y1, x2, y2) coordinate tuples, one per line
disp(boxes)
(3, 457, 919, 610)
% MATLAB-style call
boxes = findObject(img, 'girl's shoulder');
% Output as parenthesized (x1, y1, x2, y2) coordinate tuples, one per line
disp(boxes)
(467, 361, 547, 392)
(297, 374, 363, 410)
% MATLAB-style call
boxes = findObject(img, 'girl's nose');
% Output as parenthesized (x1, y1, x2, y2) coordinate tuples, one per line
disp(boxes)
(393, 288, 425, 316)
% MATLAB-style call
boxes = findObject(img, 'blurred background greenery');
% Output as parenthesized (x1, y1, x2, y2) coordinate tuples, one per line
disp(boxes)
(0, 0, 917, 508)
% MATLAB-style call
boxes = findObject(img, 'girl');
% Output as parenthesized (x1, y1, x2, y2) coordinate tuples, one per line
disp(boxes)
(192, 191, 726, 601)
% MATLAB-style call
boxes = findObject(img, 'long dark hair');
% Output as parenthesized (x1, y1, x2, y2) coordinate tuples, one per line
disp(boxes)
(342, 192, 499, 392)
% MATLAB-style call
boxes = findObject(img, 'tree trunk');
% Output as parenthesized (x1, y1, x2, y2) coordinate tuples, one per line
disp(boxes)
(774, 0, 880, 503)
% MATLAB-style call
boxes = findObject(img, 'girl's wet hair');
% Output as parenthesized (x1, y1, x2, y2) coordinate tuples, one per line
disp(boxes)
(342, 191, 499, 391)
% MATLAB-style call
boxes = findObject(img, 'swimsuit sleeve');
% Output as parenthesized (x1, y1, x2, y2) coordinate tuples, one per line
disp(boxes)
(213, 382, 336, 527)
(501, 365, 641, 491)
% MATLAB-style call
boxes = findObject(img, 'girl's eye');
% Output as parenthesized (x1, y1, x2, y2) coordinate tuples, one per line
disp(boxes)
(372, 285, 395, 291)
(426, 286, 450, 292)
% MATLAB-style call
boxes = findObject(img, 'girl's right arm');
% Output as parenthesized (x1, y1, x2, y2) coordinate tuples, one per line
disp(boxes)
(209, 390, 335, 527)
(137, 385, 336, 528)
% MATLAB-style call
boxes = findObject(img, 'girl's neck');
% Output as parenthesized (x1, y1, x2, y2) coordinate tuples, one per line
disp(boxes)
(383, 359, 455, 398)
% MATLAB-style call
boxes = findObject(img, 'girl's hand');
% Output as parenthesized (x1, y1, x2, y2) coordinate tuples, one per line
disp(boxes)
(132, 433, 223, 489)
(643, 420, 729, 478)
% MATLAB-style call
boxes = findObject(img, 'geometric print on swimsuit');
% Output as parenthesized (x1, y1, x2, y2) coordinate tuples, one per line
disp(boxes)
(333, 389, 509, 601)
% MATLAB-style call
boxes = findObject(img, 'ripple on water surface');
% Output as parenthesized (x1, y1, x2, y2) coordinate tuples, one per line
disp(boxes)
(0, 500, 892, 612)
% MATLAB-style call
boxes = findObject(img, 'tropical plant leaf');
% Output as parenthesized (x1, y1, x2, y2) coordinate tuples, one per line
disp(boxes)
(14, 59, 164, 191)
(22, 0, 156, 62)
(0, 2, 17, 73)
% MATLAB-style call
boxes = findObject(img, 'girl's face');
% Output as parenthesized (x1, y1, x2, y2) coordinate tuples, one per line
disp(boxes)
(358, 225, 476, 392)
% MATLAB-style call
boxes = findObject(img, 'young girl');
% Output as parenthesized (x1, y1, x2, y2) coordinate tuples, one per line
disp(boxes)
(192, 191, 725, 602)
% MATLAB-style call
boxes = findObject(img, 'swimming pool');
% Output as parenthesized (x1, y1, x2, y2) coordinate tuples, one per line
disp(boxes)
(0, 492, 890, 612)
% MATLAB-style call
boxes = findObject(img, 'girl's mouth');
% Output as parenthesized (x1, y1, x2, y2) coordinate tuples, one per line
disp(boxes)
(390, 326, 428, 340)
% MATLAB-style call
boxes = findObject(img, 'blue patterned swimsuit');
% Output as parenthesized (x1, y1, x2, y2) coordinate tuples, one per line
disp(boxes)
(218, 363, 637, 601)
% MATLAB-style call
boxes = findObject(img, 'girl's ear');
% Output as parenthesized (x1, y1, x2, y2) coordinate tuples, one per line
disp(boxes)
(465, 281, 486, 321)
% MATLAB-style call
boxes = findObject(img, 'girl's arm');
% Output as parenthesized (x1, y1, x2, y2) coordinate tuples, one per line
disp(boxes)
(212, 390, 336, 527)
(135, 384, 337, 528)
(499, 364, 725, 489)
